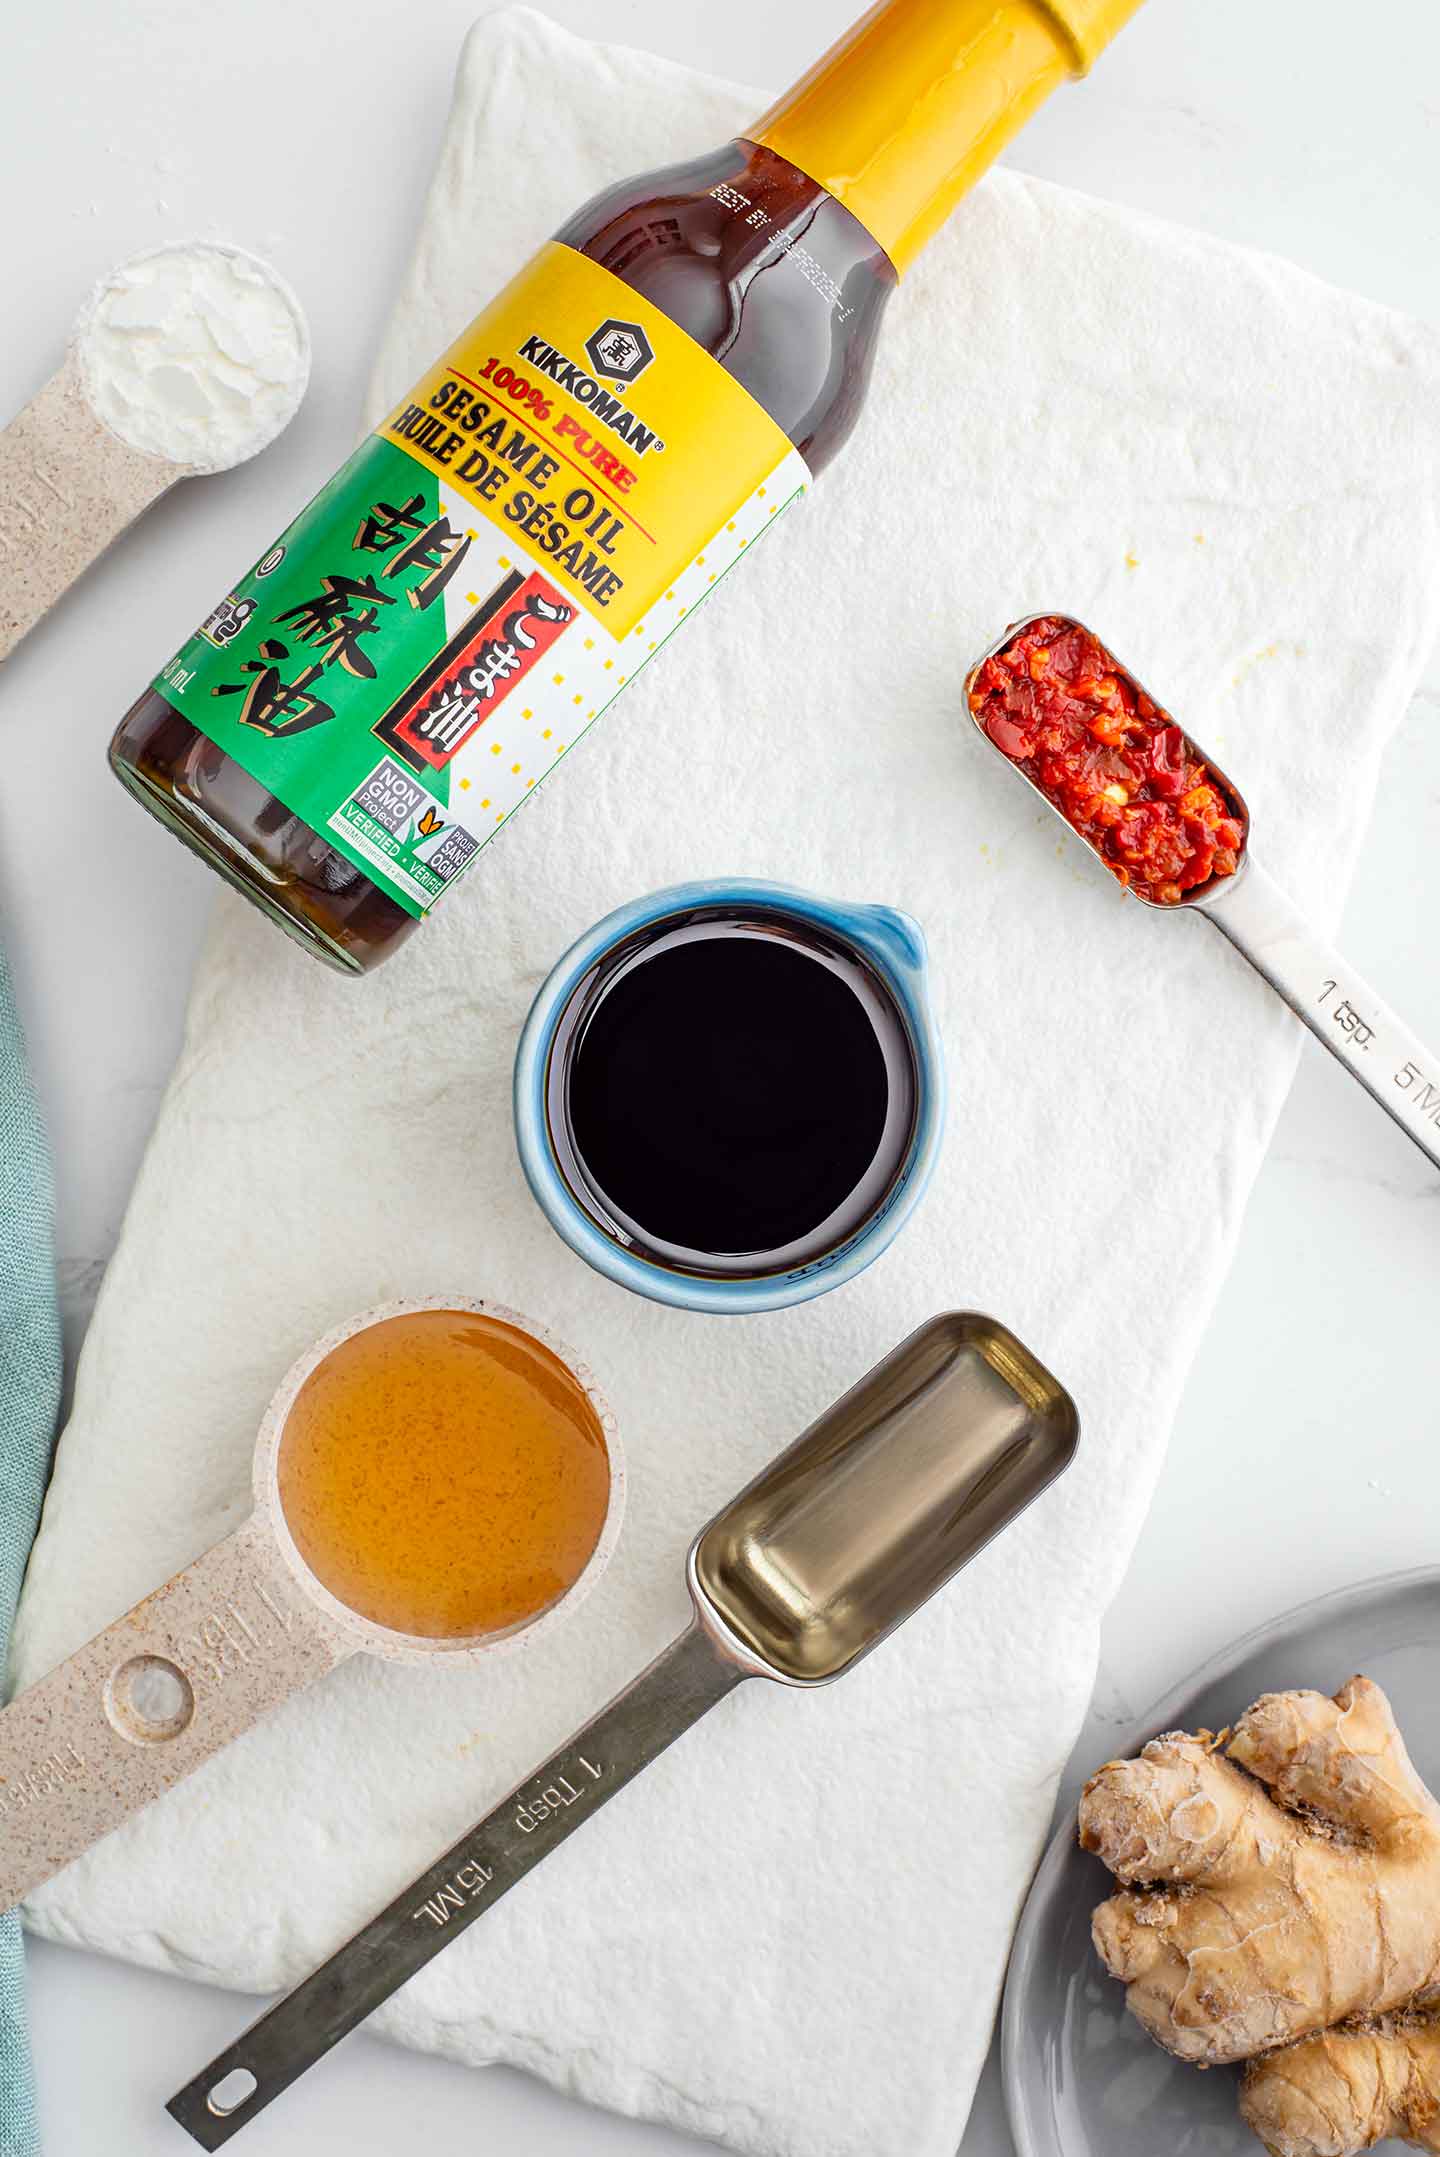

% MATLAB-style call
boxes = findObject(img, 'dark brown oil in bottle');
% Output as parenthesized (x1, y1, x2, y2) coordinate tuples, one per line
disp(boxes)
(108, 147, 893, 973)
(551, 908, 917, 1277)
(109, 0, 1131, 971)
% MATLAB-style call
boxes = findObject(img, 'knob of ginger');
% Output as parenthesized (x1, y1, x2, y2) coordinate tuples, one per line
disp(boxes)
(1079, 1676, 1440, 2157)
(1242, 2017, 1440, 2156)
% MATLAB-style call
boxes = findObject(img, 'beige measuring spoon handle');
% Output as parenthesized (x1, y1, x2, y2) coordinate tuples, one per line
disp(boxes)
(0, 1515, 349, 1910)
(0, 350, 184, 661)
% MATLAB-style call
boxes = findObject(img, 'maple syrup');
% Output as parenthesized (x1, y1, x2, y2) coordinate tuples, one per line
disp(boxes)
(276, 1309, 611, 1640)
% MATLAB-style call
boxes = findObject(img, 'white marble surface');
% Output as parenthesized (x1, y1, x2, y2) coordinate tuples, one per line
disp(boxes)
(2, 2, 1437, 2153)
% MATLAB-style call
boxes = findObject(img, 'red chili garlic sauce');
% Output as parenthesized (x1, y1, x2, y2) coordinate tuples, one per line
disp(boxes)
(967, 617, 1247, 905)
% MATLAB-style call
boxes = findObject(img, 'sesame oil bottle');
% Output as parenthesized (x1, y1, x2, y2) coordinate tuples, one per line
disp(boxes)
(110, 0, 1141, 971)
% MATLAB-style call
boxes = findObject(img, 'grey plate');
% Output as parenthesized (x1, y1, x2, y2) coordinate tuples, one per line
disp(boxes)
(1002, 1566, 1440, 2157)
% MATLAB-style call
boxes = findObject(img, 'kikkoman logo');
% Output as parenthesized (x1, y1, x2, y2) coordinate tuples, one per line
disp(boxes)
(516, 324, 664, 456)
(584, 318, 654, 384)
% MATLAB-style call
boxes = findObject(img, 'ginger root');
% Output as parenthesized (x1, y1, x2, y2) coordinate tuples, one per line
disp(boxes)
(1242, 2017, 1440, 2156)
(1079, 1676, 1440, 2156)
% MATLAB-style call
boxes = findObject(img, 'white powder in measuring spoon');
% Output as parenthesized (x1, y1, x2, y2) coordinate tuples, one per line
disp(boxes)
(76, 241, 310, 473)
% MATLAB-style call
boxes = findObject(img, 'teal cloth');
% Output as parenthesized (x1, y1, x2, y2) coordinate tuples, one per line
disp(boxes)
(0, 947, 61, 2157)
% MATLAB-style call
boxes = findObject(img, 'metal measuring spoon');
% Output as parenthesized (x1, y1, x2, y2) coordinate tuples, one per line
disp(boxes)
(168, 1310, 1077, 2146)
(0, 1299, 620, 1910)
(0, 240, 309, 661)
(966, 613, 1440, 1174)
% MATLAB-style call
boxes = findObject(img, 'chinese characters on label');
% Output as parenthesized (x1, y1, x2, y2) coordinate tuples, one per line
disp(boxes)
(213, 494, 474, 739)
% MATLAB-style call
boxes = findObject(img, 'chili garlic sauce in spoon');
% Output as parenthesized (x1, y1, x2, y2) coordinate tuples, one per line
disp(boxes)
(968, 615, 1246, 904)
(277, 1308, 612, 1640)
(964, 610, 1440, 1175)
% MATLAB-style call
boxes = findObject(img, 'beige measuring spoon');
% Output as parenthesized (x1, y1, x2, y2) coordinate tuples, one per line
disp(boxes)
(0, 1299, 621, 1910)
(169, 1309, 1077, 2145)
(966, 613, 1440, 1173)
(0, 240, 309, 661)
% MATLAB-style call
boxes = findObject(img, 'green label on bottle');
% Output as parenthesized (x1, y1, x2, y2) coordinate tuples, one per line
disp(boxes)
(155, 438, 510, 914)
(152, 244, 809, 917)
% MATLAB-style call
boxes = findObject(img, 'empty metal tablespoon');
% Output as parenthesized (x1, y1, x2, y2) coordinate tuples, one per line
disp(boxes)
(168, 1310, 1078, 2146)
(966, 613, 1440, 1173)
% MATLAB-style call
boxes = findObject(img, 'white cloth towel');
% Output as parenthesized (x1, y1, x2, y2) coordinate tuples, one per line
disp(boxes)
(14, 12, 1440, 2155)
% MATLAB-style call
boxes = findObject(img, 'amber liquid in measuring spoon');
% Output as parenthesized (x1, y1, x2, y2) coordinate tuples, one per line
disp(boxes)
(276, 1310, 611, 1640)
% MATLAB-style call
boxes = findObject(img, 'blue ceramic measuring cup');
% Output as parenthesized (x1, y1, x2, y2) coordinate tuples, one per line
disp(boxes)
(513, 879, 945, 1313)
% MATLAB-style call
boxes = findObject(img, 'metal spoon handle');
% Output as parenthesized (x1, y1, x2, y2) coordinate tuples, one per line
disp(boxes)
(1204, 856, 1440, 1171)
(166, 1622, 745, 2148)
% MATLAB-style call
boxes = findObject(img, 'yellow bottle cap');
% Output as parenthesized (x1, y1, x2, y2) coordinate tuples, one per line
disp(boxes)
(750, 0, 1146, 274)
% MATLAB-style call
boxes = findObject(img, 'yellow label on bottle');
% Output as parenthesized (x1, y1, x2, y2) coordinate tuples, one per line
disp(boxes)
(379, 241, 802, 641)
(159, 243, 808, 918)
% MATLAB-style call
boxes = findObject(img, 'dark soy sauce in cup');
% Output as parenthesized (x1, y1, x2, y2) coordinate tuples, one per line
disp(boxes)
(551, 910, 917, 1278)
